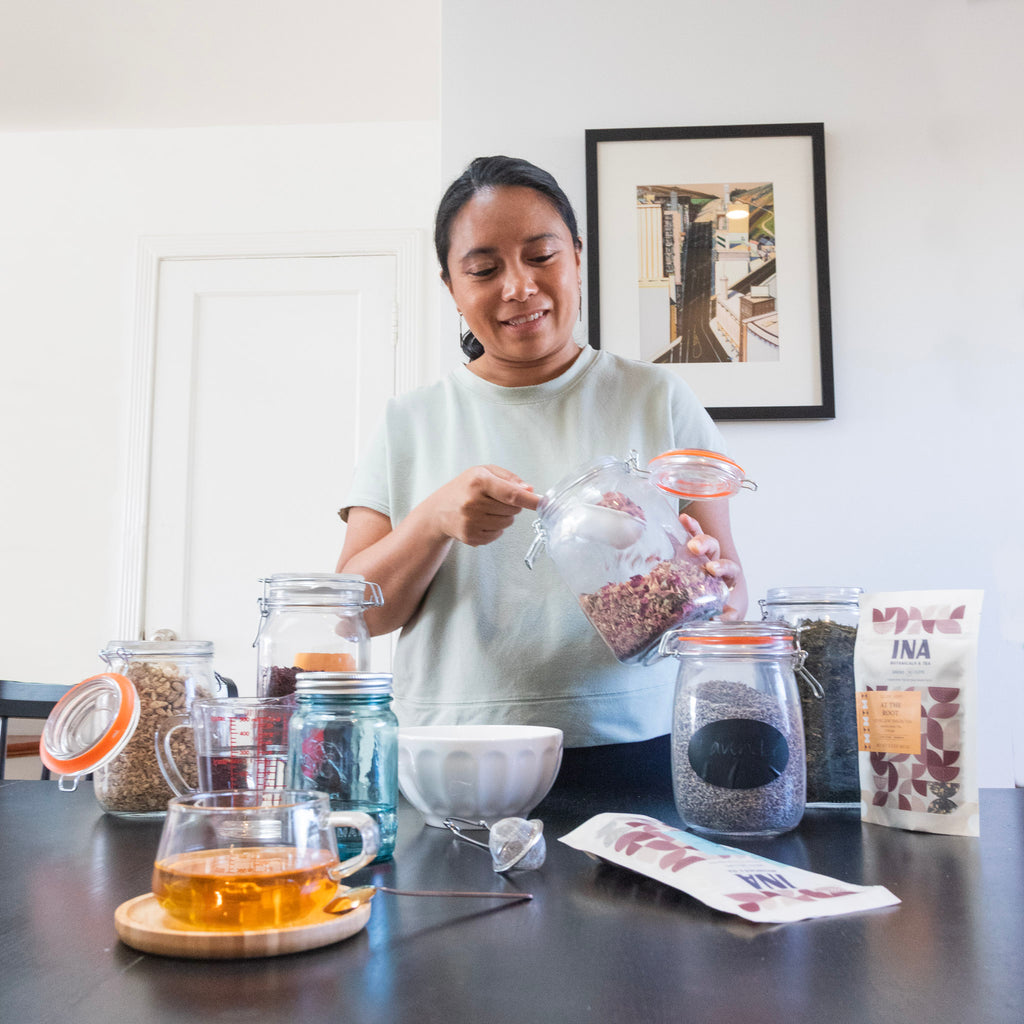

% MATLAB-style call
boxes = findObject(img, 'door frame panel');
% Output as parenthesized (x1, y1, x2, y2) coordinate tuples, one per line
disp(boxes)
(118, 230, 421, 639)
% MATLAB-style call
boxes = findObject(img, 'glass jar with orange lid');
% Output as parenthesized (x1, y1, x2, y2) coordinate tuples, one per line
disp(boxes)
(525, 449, 754, 664)
(40, 640, 227, 818)
(659, 621, 817, 837)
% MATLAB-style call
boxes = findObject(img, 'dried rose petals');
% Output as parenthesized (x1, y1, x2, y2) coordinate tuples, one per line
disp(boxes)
(579, 554, 728, 662)
(596, 490, 646, 521)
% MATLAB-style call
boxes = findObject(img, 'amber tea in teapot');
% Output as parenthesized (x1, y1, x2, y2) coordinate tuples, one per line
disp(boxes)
(152, 790, 379, 930)
(153, 846, 338, 930)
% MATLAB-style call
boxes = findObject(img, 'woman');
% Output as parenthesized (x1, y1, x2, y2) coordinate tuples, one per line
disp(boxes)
(338, 156, 746, 800)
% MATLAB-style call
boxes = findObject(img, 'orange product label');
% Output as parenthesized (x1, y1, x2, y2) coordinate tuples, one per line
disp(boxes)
(856, 690, 922, 754)
(293, 652, 356, 672)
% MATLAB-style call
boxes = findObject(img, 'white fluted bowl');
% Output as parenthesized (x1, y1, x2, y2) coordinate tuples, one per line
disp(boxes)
(397, 725, 564, 827)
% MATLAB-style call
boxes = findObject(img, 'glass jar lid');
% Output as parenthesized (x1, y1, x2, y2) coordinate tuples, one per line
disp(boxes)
(762, 586, 864, 606)
(295, 671, 393, 696)
(259, 573, 384, 608)
(658, 620, 797, 658)
(101, 639, 214, 659)
(647, 449, 754, 500)
(39, 673, 140, 779)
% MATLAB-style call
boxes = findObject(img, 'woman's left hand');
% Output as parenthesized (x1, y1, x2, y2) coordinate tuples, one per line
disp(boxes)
(680, 512, 746, 622)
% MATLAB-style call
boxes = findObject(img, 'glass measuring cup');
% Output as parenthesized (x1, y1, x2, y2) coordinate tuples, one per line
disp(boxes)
(156, 697, 294, 796)
(152, 789, 379, 930)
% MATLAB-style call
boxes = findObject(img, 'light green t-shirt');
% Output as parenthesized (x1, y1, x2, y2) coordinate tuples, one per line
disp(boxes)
(341, 343, 727, 747)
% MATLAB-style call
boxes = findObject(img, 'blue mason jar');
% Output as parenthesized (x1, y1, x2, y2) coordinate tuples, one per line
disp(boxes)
(288, 671, 398, 862)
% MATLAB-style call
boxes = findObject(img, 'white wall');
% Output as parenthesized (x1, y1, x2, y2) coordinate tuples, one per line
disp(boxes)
(0, 0, 440, 130)
(0, 2, 445, 774)
(3, 0, 1021, 787)
(441, 0, 1024, 786)
(0, 121, 441, 686)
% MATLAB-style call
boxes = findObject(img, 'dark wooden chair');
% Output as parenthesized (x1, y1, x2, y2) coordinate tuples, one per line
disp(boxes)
(217, 675, 239, 698)
(0, 679, 74, 780)
(1, 674, 239, 780)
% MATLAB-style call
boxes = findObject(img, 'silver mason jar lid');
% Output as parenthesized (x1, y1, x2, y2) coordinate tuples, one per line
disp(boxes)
(294, 671, 392, 695)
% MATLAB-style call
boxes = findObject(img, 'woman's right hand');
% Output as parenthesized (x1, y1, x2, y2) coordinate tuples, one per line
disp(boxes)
(337, 465, 539, 635)
(424, 465, 539, 546)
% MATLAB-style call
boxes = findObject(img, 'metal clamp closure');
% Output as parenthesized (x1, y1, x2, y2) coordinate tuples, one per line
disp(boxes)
(524, 519, 547, 570)
(792, 635, 824, 699)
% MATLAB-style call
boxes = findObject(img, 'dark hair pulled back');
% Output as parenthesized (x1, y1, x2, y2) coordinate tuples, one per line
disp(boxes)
(434, 155, 581, 361)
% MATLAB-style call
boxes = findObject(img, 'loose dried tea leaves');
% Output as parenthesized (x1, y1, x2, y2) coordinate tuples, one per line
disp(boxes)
(579, 555, 727, 662)
(96, 661, 213, 814)
(267, 665, 300, 699)
(797, 620, 859, 803)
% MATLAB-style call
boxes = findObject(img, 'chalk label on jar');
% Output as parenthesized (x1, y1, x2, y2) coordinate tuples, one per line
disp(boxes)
(688, 719, 790, 789)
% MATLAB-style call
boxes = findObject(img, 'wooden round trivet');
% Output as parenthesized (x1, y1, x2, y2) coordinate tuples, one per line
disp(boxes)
(114, 893, 371, 960)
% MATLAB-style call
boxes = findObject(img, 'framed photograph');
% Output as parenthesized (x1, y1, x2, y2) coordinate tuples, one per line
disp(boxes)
(585, 123, 834, 419)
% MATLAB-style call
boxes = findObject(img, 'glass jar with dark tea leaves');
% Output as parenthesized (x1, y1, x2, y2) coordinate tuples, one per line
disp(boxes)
(287, 672, 398, 863)
(760, 586, 861, 804)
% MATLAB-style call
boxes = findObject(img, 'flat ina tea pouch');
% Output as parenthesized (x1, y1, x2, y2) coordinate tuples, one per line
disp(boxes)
(855, 590, 983, 836)
(559, 813, 899, 923)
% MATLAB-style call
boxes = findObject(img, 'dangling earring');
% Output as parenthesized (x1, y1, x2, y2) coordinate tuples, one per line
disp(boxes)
(578, 283, 583, 322)
(459, 312, 467, 343)
(572, 285, 585, 345)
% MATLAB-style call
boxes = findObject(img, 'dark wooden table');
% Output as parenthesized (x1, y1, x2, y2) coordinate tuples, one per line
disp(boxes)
(2, 779, 1021, 1024)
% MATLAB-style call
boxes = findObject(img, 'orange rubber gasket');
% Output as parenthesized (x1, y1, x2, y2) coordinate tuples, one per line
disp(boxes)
(38, 673, 137, 775)
(648, 449, 746, 500)
(680, 635, 782, 646)
(652, 448, 746, 472)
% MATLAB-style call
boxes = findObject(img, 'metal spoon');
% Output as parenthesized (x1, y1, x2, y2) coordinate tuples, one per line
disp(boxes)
(324, 885, 533, 914)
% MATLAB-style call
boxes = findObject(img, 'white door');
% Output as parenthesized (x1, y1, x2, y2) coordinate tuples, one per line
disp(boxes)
(142, 253, 398, 690)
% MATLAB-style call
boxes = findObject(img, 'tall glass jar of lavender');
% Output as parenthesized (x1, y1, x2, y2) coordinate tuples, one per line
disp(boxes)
(524, 450, 753, 665)
(660, 622, 810, 838)
(760, 586, 862, 804)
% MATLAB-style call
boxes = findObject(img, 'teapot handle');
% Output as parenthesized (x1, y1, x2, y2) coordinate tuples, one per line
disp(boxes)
(326, 811, 380, 879)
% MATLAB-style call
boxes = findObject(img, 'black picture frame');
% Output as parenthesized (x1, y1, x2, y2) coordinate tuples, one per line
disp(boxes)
(585, 123, 834, 420)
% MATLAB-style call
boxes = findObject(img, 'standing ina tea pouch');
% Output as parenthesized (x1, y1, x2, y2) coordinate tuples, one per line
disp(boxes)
(855, 590, 983, 836)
